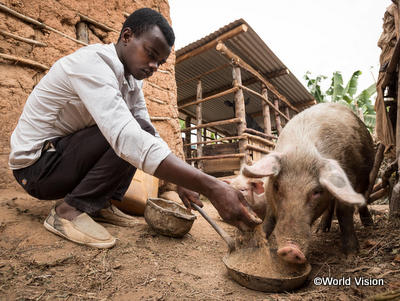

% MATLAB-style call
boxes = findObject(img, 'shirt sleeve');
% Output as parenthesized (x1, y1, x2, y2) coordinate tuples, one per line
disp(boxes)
(59, 50, 171, 174)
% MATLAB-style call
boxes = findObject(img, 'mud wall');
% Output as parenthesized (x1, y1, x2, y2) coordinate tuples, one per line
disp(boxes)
(0, 0, 183, 189)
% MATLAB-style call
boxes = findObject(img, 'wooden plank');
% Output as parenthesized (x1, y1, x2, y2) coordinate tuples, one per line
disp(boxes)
(244, 128, 276, 140)
(245, 144, 270, 154)
(183, 135, 242, 147)
(274, 98, 282, 134)
(243, 133, 275, 147)
(262, 85, 272, 135)
(196, 80, 203, 169)
(202, 158, 241, 174)
(216, 42, 298, 112)
(176, 24, 248, 64)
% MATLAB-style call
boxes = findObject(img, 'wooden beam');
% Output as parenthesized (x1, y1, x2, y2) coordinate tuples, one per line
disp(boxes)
(244, 128, 276, 140)
(178, 86, 239, 109)
(0, 53, 49, 70)
(0, 29, 47, 47)
(181, 117, 241, 132)
(186, 153, 246, 162)
(185, 116, 192, 159)
(239, 84, 289, 121)
(76, 22, 89, 44)
(196, 80, 203, 169)
(274, 98, 282, 134)
(0, 3, 88, 46)
(78, 13, 118, 33)
(243, 133, 275, 147)
(176, 24, 248, 64)
(216, 42, 298, 113)
(245, 144, 270, 154)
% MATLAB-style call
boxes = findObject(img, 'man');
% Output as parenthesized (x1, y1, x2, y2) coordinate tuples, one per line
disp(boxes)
(9, 8, 261, 248)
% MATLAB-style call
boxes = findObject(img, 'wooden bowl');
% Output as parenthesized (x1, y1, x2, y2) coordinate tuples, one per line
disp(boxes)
(144, 198, 196, 238)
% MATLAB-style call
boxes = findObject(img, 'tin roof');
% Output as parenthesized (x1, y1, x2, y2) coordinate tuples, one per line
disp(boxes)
(175, 19, 315, 135)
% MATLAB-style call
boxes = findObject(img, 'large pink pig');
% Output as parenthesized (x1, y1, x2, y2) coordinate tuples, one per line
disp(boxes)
(242, 103, 374, 264)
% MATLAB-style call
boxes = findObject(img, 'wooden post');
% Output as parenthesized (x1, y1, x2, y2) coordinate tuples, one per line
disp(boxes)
(233, 66, 249, 165)
(285, 106, 290, 121)
(261, 85, 272, 135)
(196, 80, 203, 170)
(274, 98, 282, 134)
(185, 116, 191, 159)
(76, 22, 89, 44)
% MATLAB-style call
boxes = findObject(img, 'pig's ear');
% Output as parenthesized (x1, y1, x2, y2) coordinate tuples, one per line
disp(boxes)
(319, 159, 365, 206)
(242, 153, 281, 178)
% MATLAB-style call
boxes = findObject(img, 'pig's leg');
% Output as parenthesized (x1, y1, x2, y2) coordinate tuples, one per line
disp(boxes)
(317, 199, 335, 232)
(336, 201, 359, 254)
(359, 205, 373, 227)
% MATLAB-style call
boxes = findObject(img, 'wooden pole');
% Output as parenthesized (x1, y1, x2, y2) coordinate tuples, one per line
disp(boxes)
(242, 133, 275, 147)
(185, 116, 192, 159)
(244, 128, 276, 140)
(245, 144, 270, 154)
(76, 22, 89, 44)
(78, 13, 118, 33)
(181, 118, 242, 132)
(274, 98, 282, 134)
(176, 24, 248, 64)
(285, 106, 290, 121)
(0, 3, 87, 46)
(0, 53, 49, 70)
(262, 85, 272, 135)
(233, 66, 249, 165)
(178, 87, 239, 109)
(239, 84, 289, 121)
(150, 117, 171, 121)
(196, 80, 203, 170)
(183, 135, 243, 147)
(0, 29, 47, 47)
(216, 42, 298, 113)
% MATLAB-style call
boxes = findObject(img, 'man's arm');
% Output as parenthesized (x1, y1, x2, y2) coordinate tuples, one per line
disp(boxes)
(154, 153, 262, 231)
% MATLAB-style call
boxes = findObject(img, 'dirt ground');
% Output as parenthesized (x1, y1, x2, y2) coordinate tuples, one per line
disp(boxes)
(1, 189, 400, 301)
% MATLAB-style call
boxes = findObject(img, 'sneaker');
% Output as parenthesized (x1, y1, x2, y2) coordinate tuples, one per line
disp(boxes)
(92, 204, 139, 227)
(44, 208, 116, 248)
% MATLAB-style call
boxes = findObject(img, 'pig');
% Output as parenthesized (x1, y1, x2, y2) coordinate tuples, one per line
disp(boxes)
(242, 103, 374, 264)
(223, 174, 266, 220)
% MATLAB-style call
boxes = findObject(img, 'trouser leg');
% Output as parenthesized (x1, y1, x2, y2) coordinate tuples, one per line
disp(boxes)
(13, 126, 135, 214)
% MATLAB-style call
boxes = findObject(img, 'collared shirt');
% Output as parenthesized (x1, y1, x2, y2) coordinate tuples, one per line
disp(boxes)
(9, 43, 171, 175)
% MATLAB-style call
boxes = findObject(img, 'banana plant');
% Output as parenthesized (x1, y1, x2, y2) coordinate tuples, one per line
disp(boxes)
(304, 70, 376, 132)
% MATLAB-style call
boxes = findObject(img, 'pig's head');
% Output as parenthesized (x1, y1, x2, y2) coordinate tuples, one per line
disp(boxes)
(242, 151, 365, 264)
(223, 174, 266, 220)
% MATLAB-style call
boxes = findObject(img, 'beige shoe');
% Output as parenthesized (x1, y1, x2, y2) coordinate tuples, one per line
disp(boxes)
(93, 204, 139, 227)
(44, 208, 116, 248)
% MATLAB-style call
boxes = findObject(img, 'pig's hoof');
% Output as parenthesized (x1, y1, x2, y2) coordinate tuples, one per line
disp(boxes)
(277, 244, 306, 264)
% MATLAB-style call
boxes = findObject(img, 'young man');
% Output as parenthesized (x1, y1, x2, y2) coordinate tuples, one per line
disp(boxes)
(9, 8, 261, 248)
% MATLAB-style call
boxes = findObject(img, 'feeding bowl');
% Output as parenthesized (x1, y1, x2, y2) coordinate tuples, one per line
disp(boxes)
(144, 197, 196, 238)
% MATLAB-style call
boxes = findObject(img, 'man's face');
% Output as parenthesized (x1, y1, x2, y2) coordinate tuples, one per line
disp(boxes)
(119, 25, 171, 80)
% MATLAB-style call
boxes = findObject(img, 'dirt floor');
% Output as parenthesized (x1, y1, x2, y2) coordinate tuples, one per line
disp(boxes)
(1, 188, 400, 301)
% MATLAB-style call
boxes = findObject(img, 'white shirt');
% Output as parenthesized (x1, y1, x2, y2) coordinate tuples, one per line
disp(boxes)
(9, 43, 171, 175)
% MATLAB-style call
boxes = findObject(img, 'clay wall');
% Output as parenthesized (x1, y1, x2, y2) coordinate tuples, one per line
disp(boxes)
(0, 0, 183, 189)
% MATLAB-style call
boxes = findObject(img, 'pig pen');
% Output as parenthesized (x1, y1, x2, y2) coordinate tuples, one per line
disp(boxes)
(1, 188, 400, 300)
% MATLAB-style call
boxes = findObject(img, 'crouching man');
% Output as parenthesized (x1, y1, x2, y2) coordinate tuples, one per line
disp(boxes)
(9, 8, 261, 248)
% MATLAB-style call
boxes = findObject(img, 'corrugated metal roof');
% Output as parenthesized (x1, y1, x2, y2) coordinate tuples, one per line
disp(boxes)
(176, 19, 315, 135)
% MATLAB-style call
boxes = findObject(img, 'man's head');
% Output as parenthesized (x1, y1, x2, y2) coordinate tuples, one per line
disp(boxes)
(116, 8, 175, 80)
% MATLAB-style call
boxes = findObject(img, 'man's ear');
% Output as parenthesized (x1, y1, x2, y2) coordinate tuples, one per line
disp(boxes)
(120, 27, 134, 43)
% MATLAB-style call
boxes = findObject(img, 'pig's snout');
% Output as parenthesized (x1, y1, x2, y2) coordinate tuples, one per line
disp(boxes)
(277, 243, 306, 264)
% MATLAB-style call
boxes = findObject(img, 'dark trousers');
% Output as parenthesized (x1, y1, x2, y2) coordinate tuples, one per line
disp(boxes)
(13, 126, 136, 214)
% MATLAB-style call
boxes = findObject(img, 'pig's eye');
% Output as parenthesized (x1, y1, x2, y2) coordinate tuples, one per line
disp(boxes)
(311, 188, 323, 199)
(273, 181, 279, 192)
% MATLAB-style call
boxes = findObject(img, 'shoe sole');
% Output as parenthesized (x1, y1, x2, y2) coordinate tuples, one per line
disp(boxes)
(43, 220, 116, 249)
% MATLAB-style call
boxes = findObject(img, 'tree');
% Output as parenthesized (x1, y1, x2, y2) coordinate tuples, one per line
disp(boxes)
(304, 70, 376, 132)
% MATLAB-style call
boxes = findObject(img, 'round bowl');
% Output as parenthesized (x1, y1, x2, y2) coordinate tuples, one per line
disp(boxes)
(144, 198, 196, 238)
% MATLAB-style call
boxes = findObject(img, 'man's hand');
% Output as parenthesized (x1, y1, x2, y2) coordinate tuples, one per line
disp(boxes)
(208, 180, 262, 231)
(177, 186, 203, 210)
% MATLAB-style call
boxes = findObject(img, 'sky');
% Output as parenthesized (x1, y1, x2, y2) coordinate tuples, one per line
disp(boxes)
(169, 0, 390, 93)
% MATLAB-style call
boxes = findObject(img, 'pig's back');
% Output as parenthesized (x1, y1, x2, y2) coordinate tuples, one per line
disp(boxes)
(276, 103, 374, 192)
